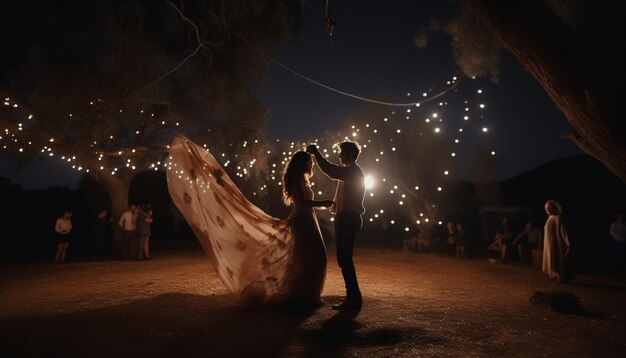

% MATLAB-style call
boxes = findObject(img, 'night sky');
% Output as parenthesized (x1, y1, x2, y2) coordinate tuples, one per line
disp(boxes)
(257, 1, 582, 180)
(0, 0, 584, 189)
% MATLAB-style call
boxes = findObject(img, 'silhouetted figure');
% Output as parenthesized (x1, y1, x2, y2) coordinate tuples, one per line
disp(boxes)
(444, 221, 457, 256)
(169, 201, 183, 240)
(403, 225, 423, 253)
(54, 211, 72, 263)
(609, 212, 625, 276)
(136, 204, 153, 261)
(487, 217, 512, 263)
(455, 222, 467, 259)
(512, 221, 542, 265)
(92, 209, 109, 259)
(118, 204, 138, 260)
(431, 223, 447, 255)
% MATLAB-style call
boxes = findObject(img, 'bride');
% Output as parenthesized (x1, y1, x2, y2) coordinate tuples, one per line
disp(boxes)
(166, 135, 332, 309)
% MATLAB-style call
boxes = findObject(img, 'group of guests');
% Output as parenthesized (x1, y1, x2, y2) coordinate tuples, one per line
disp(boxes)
(403, 221, 468, 259)
(55, 209, 109, 263)
(54, 197, 624, 287)
(118, 203, 153, 261)
(487, 200, 570, 282)
(450, 222, 468, 259)
(404, 201, 625, 285)
(487, 217, 542, 265)
(489, 203, 624, 282)
(54, 203, 153, 263)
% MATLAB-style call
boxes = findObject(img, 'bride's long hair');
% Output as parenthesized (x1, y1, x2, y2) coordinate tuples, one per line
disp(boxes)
(282, 151, 313, 206)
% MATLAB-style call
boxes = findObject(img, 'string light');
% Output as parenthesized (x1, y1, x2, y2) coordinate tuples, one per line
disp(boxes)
(2, 74, 495, 231)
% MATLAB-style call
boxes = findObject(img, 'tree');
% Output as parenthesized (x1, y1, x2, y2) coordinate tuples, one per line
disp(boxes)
(446, 0, 626, 183)
(0, 0, 302, 251)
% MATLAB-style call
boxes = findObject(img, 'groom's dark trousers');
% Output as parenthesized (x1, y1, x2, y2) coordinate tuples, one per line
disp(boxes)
(335, 211, 363, 299)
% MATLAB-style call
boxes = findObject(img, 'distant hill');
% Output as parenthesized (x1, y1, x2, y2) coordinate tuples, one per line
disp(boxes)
(501, 154, 624, 218)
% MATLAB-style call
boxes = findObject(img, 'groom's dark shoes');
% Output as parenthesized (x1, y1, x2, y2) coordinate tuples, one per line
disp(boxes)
(331, 296, 362, 311)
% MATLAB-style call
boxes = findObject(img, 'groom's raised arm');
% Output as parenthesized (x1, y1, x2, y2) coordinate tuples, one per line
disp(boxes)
(306, 144, 347, 180)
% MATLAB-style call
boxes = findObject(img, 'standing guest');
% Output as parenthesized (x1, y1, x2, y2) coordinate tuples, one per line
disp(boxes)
(455, 222, 467, 259)
(430, 223, 446, 255)
(382, 221, 389, 248)
(609, 212, 625, 276)
(445, 221, 457, 256)
(137, 204, 154, 261)
(403, 225, 423, 253)
(307, 141, 366, 311)
(118, 204, 138, 260)
(417, 234, 432, 253)
(92, 209, 109, 260)
(542, 200, 571, 282)
(403, 225, 431, 253)
(169, 202, 184, 240)
(54, 211, 72, 263)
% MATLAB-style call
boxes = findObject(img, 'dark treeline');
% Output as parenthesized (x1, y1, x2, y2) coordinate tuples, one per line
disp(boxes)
(0, 171, 192, 262)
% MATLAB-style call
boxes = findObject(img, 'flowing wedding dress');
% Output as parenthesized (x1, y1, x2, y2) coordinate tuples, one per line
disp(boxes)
(166, 135, 327, 307)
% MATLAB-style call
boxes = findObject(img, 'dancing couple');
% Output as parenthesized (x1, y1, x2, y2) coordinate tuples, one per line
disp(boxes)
(167, 136, 366, 311)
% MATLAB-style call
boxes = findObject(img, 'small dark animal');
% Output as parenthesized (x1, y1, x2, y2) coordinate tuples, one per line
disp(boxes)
(530, 290, 586, 315)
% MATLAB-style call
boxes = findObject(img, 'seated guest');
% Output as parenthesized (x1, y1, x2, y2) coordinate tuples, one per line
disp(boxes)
(512, 221, 542, 264)
(487, 217, 513, 263)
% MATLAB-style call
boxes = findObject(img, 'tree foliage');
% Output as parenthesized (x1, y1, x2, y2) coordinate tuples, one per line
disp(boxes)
(435, 0, 626, 183)
(0, 0, 303, 247)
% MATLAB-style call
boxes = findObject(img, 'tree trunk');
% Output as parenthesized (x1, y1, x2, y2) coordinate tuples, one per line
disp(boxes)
(91, 170, 133, 257)
(457, 0, 626, 183)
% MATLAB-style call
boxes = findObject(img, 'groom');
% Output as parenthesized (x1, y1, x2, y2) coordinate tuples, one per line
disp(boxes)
(307, 142, 366, 310)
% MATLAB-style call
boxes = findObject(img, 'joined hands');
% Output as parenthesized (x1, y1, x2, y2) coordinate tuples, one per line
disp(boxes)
(306, 144, 318, 154)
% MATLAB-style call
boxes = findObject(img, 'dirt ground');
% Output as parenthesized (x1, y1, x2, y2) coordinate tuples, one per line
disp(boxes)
(1, 241, 626, 358)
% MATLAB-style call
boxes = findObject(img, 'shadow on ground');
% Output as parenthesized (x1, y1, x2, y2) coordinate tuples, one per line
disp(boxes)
(2, 249, 626, 357)
(1, 293, 442, 357)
